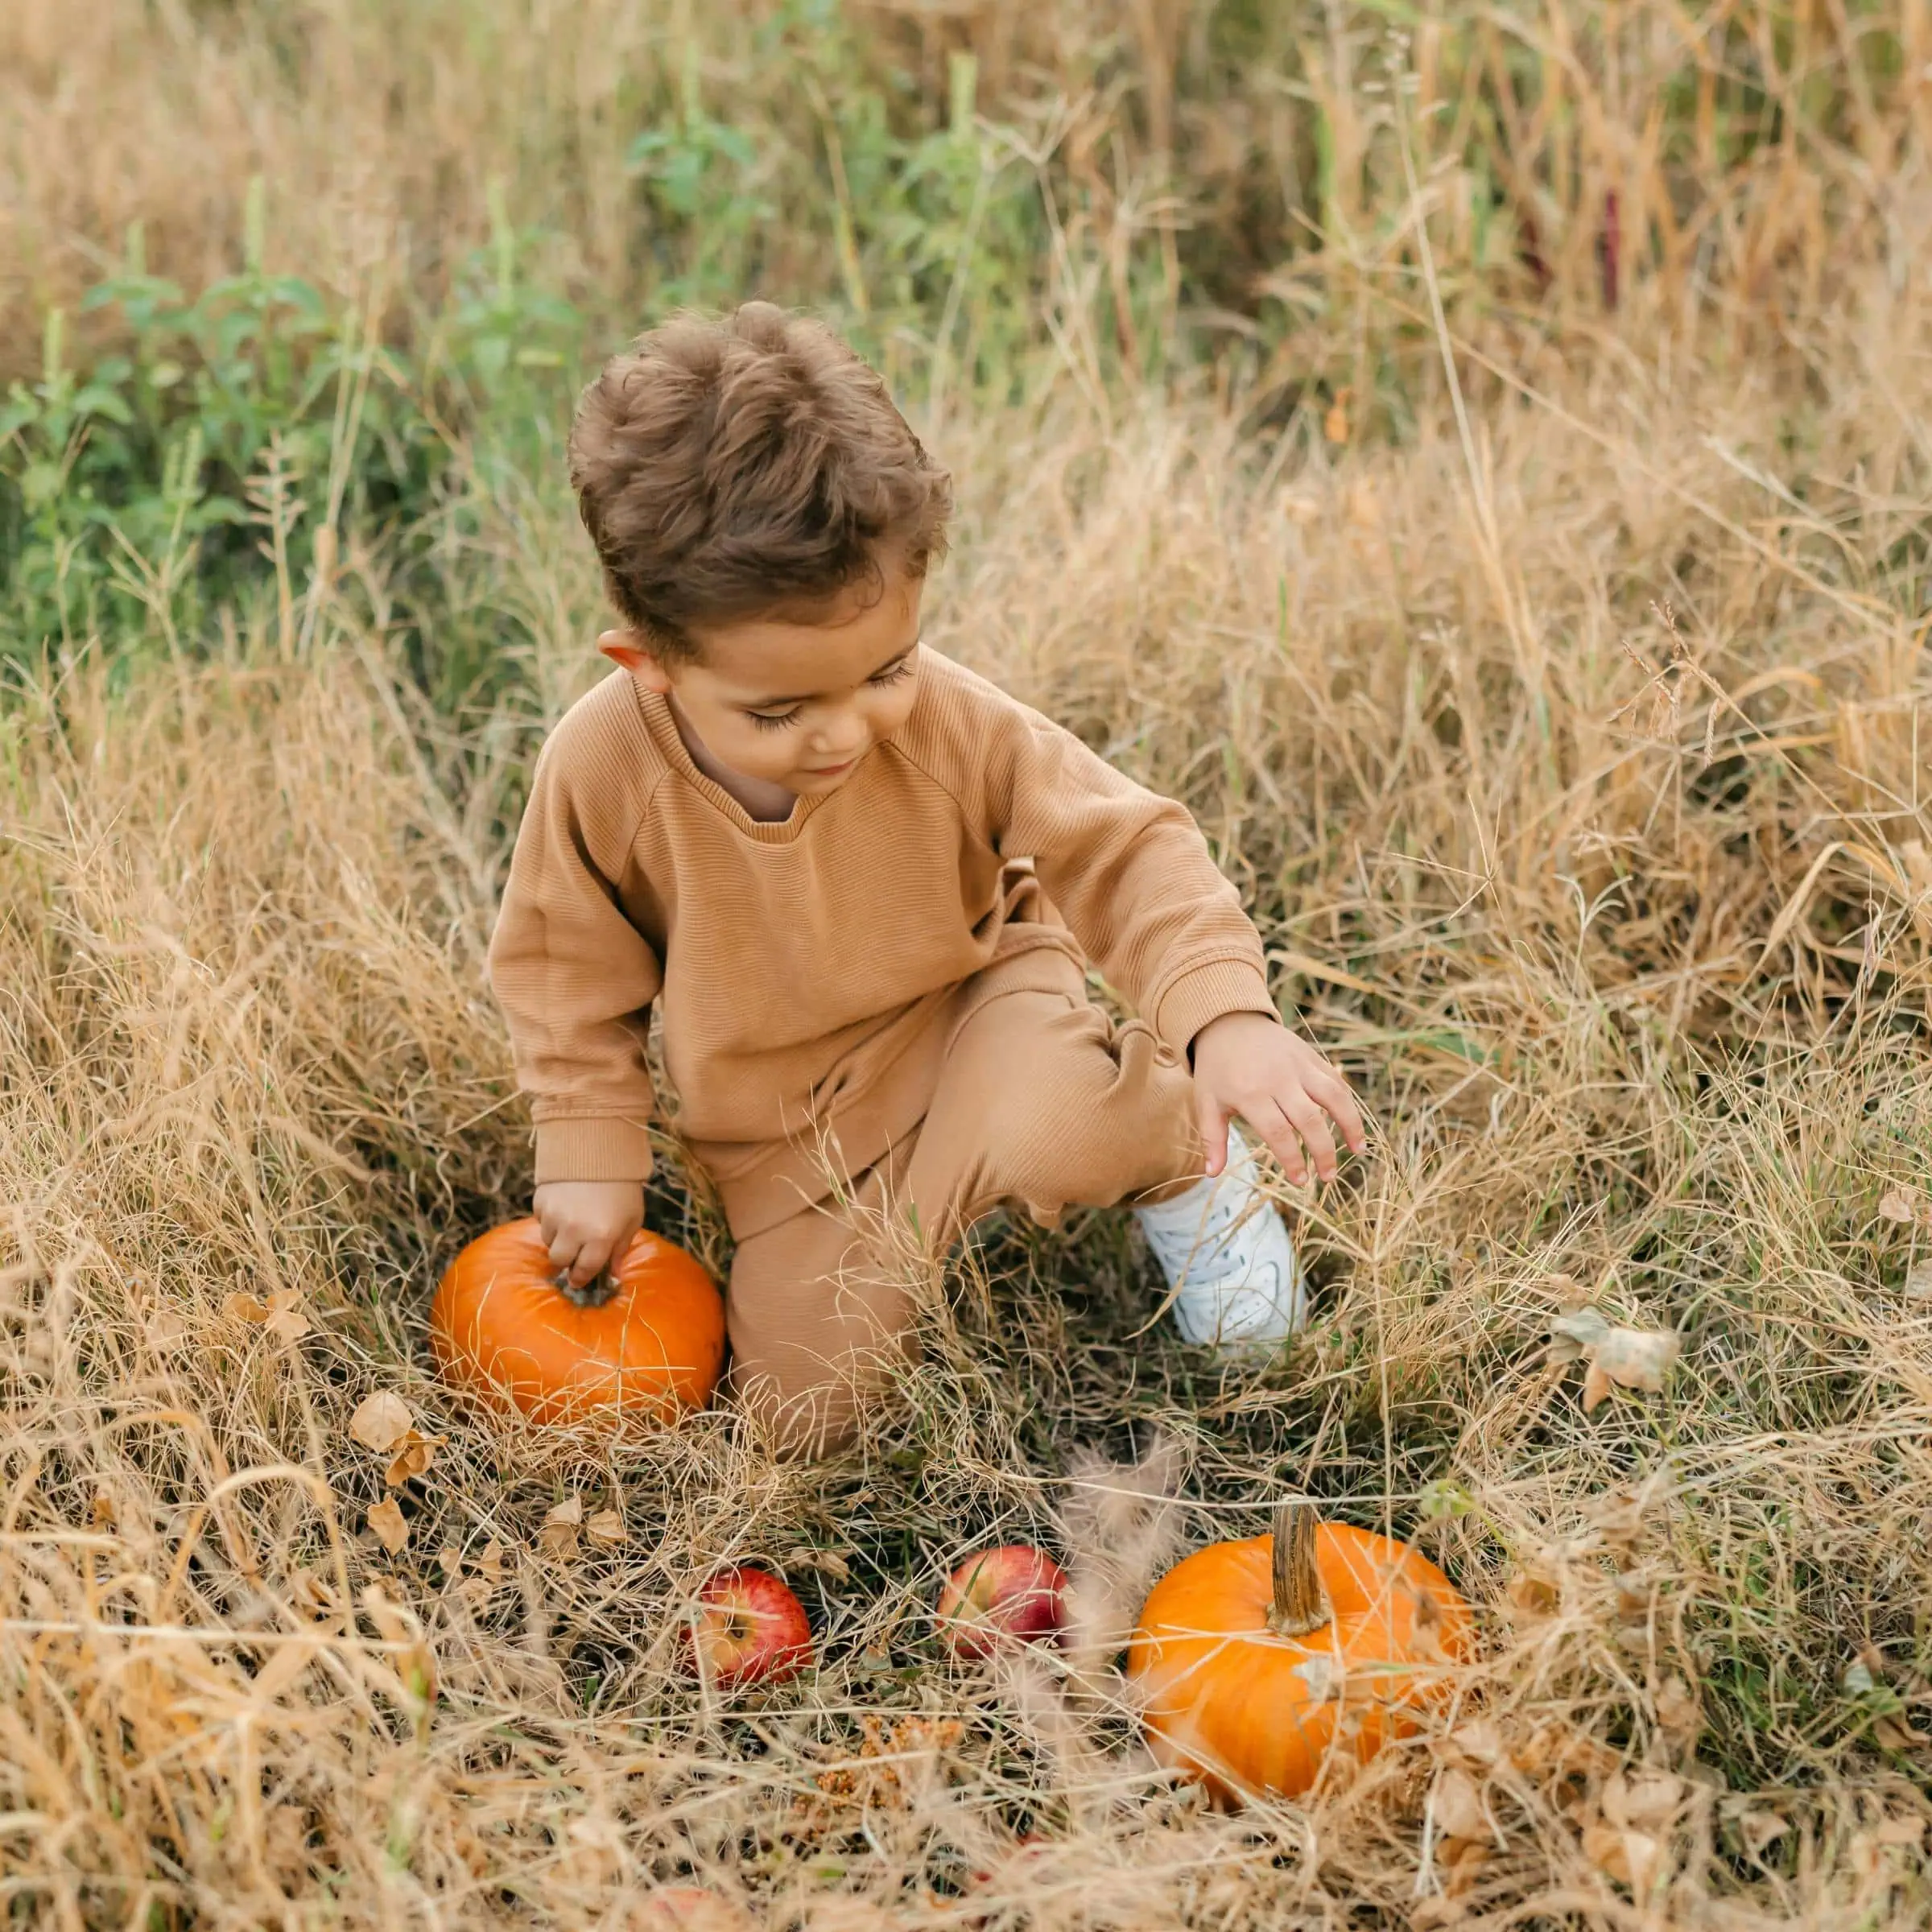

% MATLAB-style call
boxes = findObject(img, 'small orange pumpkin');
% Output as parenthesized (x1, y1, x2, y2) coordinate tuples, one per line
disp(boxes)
(430, 1219, 724, 1425)
(1125, 1501, 1472, 1802)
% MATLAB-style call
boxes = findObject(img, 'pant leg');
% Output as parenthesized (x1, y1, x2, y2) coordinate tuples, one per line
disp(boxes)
(724, 1142, 919, 1458)
(904, 968, 1202, 1242)
(725, 957, 1203, 1456)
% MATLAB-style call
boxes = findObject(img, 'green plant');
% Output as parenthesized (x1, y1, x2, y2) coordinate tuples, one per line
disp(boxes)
(0, 187, 589, 674)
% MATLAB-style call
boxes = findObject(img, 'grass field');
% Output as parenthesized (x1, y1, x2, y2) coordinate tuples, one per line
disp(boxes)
(6, 3, 1932, 1927)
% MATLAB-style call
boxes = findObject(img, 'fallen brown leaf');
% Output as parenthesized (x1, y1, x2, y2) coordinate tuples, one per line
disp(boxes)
(147, 1306, 189, 1350)
(1873, 1712, 1931, 1750)
(1432, 1766, 1496, 1843)
(383, 1430, 444, 1488)
(367, 1498, 409, 1554)
(1505, 1567, 1561, 1618)
(288, 1567, 337, 1616)
(1583, 1823, 1665, 1893)
(1732, 1808, 1788, 1858)
(1849, 1818, 1926, 1878)
(1879, 1189, 1918, 1224)
(224, 1291, 270, 1323)
(585, 1509, 626, 1548)
(263, 1292, 312, 1343)
(1553, 1305, 1679, 1410)
(1591, 1325, 1680, 1394)
(1513, 1724, 1619, 1780)
(456, 1539, 508, 1608)
(349, 1391, 414, 1454)
(539, 1497, 584, 1561)
(1603, 1769, 1682, 1831)
(1441, 1837, 1492, 1897)
(1655, 1674, 1702, 1742)
(1438, 1718, 1506, 1772)
(1590, 1488, 1648, 1557)
(784, 1545, 850, 1581)
(1549, 1306, 1609, 1363)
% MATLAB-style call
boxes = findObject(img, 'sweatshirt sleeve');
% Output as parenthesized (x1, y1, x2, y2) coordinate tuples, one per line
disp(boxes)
(487, 721, 664, 1186)
(980, 689, 1278, 1055)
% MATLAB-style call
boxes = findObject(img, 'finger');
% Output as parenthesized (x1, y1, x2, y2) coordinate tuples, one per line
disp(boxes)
(1245, 1100, 1307, 1185)
(1314, 1075, 1368, 1154)
(569, 1236, 617, 1289)
(1282, 1099, 1340, 1183)
(546, 1228, 580, 1273)
(1195, 1092, 1232, 1178)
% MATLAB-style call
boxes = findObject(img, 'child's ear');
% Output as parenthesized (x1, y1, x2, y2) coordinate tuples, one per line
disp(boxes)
(599, 629, 671, 691)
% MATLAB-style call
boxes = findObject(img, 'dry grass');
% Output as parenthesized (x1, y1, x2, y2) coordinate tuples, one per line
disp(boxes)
(7, 0, 1929, 385)
(9, 2, 1932, 1925)
(7, 227, 1932, 1922)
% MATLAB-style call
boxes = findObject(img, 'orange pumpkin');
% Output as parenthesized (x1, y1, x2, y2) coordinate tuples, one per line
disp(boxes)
(1125, 1501, 1472, 1802)
(430, 1219, 724, 1425)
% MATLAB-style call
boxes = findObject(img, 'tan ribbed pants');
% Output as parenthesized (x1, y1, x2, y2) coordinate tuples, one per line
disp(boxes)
(724, 947, 1202, 1456)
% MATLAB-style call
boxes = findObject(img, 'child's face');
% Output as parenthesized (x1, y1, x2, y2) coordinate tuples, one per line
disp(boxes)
(601, 568, 925, 798)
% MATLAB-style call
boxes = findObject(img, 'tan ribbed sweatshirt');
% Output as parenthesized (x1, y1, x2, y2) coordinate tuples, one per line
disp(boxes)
(488, 647, 1278, 1236)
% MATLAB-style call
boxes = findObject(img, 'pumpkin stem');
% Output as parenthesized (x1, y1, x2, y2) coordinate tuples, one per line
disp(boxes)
(1266, 1501, 1331, 1638)
(555, 1269, 620, 1309)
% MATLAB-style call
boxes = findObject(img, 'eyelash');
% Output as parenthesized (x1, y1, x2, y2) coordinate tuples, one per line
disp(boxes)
(745, 658, 915, 731)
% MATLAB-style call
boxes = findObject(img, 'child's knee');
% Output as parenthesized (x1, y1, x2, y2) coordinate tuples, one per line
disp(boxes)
(952, 1009, 1197, 1212)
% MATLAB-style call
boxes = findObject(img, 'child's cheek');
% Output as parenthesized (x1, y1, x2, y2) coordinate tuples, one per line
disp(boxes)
(871, 675, 920, 739)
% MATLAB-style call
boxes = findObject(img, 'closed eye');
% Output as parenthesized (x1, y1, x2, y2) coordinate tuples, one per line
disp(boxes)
(743, 649, 916, 729)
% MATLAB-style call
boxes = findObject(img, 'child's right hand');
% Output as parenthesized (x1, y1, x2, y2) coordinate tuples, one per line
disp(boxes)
(533, 1180, 644, 1290)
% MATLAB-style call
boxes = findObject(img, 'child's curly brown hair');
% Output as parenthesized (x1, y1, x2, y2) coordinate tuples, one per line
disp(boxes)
(568, 303, 952, 657)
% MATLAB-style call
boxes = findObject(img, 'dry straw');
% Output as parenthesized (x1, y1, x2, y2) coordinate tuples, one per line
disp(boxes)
(7, 295, 1932, 1916)
(6, 0, 1929, 378)
(6, 2, 1932, 1926)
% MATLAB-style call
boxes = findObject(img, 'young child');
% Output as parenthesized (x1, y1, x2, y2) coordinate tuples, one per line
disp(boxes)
(489, 303, 1365, 1456)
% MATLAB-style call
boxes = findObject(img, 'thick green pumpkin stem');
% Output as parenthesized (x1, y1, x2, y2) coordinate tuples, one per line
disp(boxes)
(1266, 1501, 1331, 1638)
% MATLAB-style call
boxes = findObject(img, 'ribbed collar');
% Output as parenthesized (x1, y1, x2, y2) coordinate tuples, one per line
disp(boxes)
(630, 684, 838, 845)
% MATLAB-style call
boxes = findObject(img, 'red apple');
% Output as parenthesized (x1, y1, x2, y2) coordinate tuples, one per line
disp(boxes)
(683, 1565, 811, 1689)
(935, 1543, 1069, 1660)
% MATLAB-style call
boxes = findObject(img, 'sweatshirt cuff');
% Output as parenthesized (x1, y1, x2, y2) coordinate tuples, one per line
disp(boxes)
(533, 1116, 657, 1186)
(1150, 957, 1278, 1059)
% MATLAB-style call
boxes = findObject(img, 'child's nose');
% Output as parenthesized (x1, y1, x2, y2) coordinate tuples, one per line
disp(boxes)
(809, 716, 866, 757)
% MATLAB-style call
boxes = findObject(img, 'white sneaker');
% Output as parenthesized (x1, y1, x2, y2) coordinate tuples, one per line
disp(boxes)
(1133, 1127, 1306, 1349)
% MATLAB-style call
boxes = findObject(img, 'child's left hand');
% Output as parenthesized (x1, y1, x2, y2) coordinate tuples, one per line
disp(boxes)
(1189, 1011, 1366, 1187)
